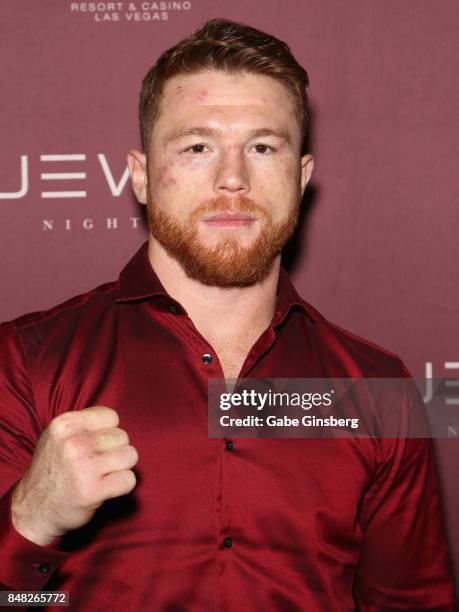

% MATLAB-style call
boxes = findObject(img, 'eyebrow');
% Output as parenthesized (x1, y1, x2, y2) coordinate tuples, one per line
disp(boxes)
(162, 126, 291, 145)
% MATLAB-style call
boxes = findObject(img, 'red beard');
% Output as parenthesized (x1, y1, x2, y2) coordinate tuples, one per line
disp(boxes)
(146, 191, 299, 287)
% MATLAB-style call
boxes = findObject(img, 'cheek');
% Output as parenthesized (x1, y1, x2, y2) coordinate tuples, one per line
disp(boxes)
(259, 163, 300, 217)
(277, 157, 300, 183)
(154, 155, 213, 188)
(258, 159, 299, 192)
(151, 162, 177, 190)
(175, 155, 214, 172)
(284, 163, 297, 181)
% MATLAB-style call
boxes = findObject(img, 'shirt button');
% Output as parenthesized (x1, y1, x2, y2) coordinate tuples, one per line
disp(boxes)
(169, 305, 178, 314)
(225, 439, 234, 451)
(223, 537, 233, 549)
(202, 353, 213, 364)
(38, 563, 50, 574)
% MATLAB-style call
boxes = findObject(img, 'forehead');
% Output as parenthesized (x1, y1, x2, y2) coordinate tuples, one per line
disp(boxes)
(154, 69, 298, 135)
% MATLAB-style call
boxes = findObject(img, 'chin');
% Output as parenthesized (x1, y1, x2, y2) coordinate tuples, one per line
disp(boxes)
(198, 227, 259, 248)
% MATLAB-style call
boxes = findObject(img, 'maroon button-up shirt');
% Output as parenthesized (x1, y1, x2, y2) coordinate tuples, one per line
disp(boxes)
(0, 242, 454, 611)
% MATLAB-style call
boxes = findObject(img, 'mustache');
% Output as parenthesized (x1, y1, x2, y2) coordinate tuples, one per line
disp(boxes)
(190, 195, 268, 222)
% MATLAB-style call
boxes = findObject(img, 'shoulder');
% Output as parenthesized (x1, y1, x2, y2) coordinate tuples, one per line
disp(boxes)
(300, 300, 410, 378)
(1, 281, 118, 346)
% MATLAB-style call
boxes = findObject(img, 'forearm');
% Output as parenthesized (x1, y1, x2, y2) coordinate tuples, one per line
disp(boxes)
(0, 484, 69, 591)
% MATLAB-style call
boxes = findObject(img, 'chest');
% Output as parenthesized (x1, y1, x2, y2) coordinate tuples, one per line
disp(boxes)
(214, 346, 248, 379)
(36, 308, 377, 567)
(209, 328, 267, 379)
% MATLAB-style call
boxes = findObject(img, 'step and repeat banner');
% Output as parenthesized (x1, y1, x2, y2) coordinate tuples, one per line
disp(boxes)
(1, 0, 458, 590)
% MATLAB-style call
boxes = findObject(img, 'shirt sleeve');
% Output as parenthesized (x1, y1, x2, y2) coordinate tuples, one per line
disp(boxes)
(354, 376, 455, 610)
(0, 322, 70, 591)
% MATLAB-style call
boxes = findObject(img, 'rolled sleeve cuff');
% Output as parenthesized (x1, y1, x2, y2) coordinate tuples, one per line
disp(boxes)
(0, 483, 70, 590)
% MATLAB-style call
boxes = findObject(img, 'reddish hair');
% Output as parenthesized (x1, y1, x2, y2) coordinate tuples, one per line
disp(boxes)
(139, 18, 310, 155)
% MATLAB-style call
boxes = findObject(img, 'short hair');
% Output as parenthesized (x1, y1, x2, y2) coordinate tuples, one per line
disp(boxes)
(139, 18, 310, 155)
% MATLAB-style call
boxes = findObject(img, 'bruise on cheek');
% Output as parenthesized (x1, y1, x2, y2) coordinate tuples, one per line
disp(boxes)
(156, 164, 177, 189)
(177, 155, 200, 168)
(284, 164, 296, 180)
(162, 176, 177, 188)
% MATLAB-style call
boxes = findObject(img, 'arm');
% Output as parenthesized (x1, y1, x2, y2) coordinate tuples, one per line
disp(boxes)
(354, 411, 455, 609)
(0, 485, 69, 591)
(0, 322, 69, 590)
(0, 321, 139, 591)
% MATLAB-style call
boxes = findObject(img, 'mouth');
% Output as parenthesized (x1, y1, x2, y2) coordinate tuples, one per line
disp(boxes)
(202, 211, 256, 228)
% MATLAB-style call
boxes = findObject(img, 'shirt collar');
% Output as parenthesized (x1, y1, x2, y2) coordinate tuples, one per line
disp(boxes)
(272, 266, 317, 326)
(116, 241, 316, 324)
(116, 241, 175, 307)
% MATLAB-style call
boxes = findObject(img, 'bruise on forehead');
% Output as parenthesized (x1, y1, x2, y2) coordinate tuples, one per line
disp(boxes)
(197, 89, 209, 102)
(171, 82, 208, 102)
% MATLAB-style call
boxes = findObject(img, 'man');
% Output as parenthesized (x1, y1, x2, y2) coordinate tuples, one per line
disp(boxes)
(0, 18, 454, 611)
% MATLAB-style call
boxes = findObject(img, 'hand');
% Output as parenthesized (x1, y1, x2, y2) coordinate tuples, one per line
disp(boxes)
(11, 406, 138, 546)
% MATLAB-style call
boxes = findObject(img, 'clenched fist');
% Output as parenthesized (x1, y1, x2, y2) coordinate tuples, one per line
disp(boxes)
(11, 406, 138, 546)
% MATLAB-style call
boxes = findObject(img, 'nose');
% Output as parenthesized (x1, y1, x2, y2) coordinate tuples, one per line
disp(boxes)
(213, 147, 250, 195)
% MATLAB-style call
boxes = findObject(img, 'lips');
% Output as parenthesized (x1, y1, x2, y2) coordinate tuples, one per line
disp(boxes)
(202, 211, 256, 226)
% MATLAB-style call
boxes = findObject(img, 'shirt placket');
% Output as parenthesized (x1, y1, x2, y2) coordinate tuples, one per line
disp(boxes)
(160, 306, 281, 610)
(190, 316, 279, 612)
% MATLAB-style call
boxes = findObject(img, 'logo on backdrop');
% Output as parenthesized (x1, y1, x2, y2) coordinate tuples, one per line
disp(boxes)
(423, 362, 459, 437)
(69, 2, 192, 23)
(1, 154, 130, 201)
(0, 153, 144, 233)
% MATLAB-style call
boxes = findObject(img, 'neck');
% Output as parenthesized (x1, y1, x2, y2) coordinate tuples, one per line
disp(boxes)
(147, 235, 280, 344)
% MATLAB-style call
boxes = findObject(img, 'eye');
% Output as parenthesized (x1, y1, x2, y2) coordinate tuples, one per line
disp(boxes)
(253, 143, 275, 154)
(183, 143, 208, 154)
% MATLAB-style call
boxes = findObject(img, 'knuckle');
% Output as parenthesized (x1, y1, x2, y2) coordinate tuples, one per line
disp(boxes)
(105, 407, 118, 417)
(97, 427, 129, 447)
(48, 412, 75, 438)
(128, 469, 137, 487)
(117, 428, 130, 444)
(124, 445, 139, 465)
(61, 438, 78, 460)
(122, 469, 137, 491)
(62, 434, 93, 460)
(99, 406, 119, 422)
(81, 406, 119, 427)
(105, 470, 136, 499)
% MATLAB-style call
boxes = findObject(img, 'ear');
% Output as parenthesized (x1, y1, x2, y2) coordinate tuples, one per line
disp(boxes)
(127, 149, 148, 205)
(300, 154, 314, 196)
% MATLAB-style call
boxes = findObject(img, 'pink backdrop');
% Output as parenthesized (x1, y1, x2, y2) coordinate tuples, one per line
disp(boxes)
(2, 0, 458, 589)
